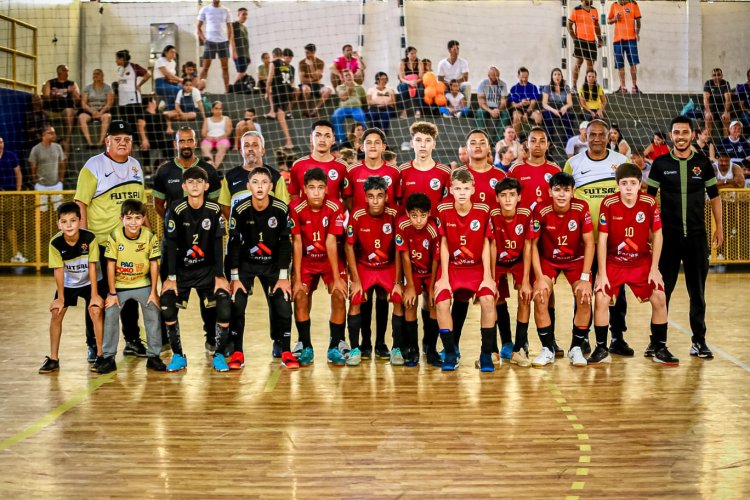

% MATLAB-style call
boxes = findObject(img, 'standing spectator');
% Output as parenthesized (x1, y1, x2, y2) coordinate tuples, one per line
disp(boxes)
(568, 0, 602, 91)
(608, 0, 642, 94)
(437, 40, 470, 105)
(397, 46, 424, 119)
(153, 45, 183, 111)
(476, 66, 510, 140)
(298, 43, 332, 118)
(541, 67, 575, 143)
(366, 72, 397, 133)
(643, 131, 669, 161)
(578, 69, 606, 120)
(256, 52, 270, 93)
(165, 79, 205, 135)
(114, 50, 150, 124)
(196, 0, 234, 94)
(332, 69, 367, 143)
(234, 108, 261, 150)
(703, 68, 732, 137)
(42, 64, 79, 152)
(0, 136, 26, 263)
(509, 67, 543, 135)
(78, 68, 114, 149)
(181, 61, 207, 92)
(201, 100, 233, 168)
(693, 126, 716, 163)
(330, 44, 366, 88)
(231, 7, 250, 87)
(718, 121, 750, 163)
(136, 97, 171, 171)
(737, 69, 750, 130)
(630, 151, 651, 187)
(440, 79, 470, 118)
(566, 121, 589, 158)
(607, 124, 631, 157)
(266, 48, 296, 150)
(714, 152, 744, 189)
(29, 126, 66, 212)
(494, 126, 523, 164)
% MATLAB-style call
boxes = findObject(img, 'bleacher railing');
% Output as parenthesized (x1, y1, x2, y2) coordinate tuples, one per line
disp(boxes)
(0, 14, 37, 92)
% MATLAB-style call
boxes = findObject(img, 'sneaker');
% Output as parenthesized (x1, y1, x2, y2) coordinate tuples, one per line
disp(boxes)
(568, 346, 587, 367)
(425, 349, 442, 367)
(439, 347, 461, 362)
(532, 347, 556, 367)
(157, 100, 166, 112)
(581, 338, 592, 356)
(390, 347, 405, 366)
(653, 346, 679, 366)
(123, 339, 147, 357)
(281, 351, 300, 369)
(588, 345, 611, 364)
(167, 353, 188, 372)
(292, 341, 303, 358)
(631, 86, 641, 94)
(39, 356, 60, 373)
(404, 347, 420, 367)
(615, 86, 628, 94)
(375, 344, 390, 359)
(204, 341, 216, 356)
(643, 342, 655, 358)
(212, 353, 229, 372)
(228, 351, 245, 370)
(337, 340, 352, 359)
(96, 356, 117, 374)
(298, 347, 315, 366)
(510, 350, 531, 367)
(492, 352, 502, 366)
(327, 347, 346, 366)
(500, 342, 514, 360)
(478, 353, 494, 372)
(609, 338, 634, 357)
(346, 347, 362, 366)
(553, 341, 564, 358)
(272, 339, 283, 358)
(689, 341, 714, 359)
(10, 252, 28, 263)
(360, 345, 373, 359)
(91, 356, 104, 372)
(146, 356, 167, 372)
(442, 351, 459, 371)
(87, 346, 97, 363)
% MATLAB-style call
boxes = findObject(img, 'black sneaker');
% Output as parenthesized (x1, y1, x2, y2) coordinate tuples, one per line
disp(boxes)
(653, 346, 679, 366)
(90, 356, 104, 373)
(123, 339, 147, 357)
(404, 347, 420, 367)
(609, 338, 635, 357)
(581, 338, 592, 356)
(146, 356, 167, 372)
(87, 346, 97, 363)
(360, 345, 373, 359)
(39, 356, 60, 373)
(204, 341, 216, 356)
(96, 356, 117, 374)
(553, 341, 564, 359)
(587, 345, 611, 364)
(644, 342, 655, 358)
(689, 341, 714, 359)
(272, 339, 283, 358)
(425, 349, 442, 367)
(375, 343, 390, 358)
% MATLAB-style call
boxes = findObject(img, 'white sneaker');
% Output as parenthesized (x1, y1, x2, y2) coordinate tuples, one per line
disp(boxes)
(568, 346, 588, 367)
(532, 347, 555, 367)
(10, 252, 28, 263)
(346, 347, 362, 366)
(157, 100, 166, 112)
(390, 347, 405, 365)
(291, 341, 304, 359)
(337, 340, 351, 359)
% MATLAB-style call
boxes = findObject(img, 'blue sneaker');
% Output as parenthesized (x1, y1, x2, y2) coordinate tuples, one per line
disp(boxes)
(442, 351, 459, 371)
(500, 342, 514, 360)
(298, 347, 314, 366)
(87, 346, 97, 363)
(212, 353, 229, 372)
(327, 347, 347, 366)
(167, 353, 187, 372)
(479, 353, 495, 372)
(439, 347, 461, 362)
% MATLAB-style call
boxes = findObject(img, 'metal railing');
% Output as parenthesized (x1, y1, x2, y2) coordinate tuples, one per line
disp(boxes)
(0, 14, 38, 92)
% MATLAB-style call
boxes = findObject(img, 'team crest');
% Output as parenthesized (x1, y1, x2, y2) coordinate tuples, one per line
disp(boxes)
(490, 178, 498, 188)
(229, 217, 236, 230)
(568, 220, 578, 231)
(395, 234, 403, 246)
(167, 219, 176, 233)
(288, 218, 295, 229)
(544, 173, 553, 183)
(202, 218, 211, 230)
(600, 213, 607, 225)
(322, 216, 329, 228)
(515, 223, 524, 235)
(430, 178, 441, 190)
(118, 244, 125, 251)
(328, 169, 339, 181)
(347, 225, 354, 237)
(423, 239, 430, 250)
(383, 223, 392, 235)
(692, 166, 702, 176)
(635, 211, 646, 223)
(268, 217, 278, 228)
(470, 219, 481, 231)
(611, 163, 619, 172)
(81, 243, 88, 253)
(383, 175, 393, 187)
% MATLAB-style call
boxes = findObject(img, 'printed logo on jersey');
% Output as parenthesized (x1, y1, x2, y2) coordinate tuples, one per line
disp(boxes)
(470, 219, 481, 231)
(322, 216, 329, 228)
(219, 218, 225, 231)
(395, 234, 403, 246)
(167, 219, 176, 233)
(202, 218, 211, 230)
(600, 213, 607, 226)
(692, 166, 702, 176)
(268, 216, 278, 228)
(423, 239, 430, 250)
(328, 169, 339, 181)
(533, 219, 540, 232)
(81, 243, 88, 253)
(383, 175, 393, 187)
(118, 244, 125, 251)
(544, 173, 553, 183)
(288, 218, 295, 229)
(347, 224, 354, 237)
(430, 178, 441, 190)
(635, 211, 645, 223)
(490, 178, 499, 189)
(515, 223, 524, 235)
(383, 223, 392, 235)
(568, 220, 578, 232)
(229, 217, 237, 230)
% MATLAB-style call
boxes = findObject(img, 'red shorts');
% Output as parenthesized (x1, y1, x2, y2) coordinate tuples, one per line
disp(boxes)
(604, 261, 662, 303)
(495, 261, 525, 301)
(539, 258, 590, 286)
(435, 265, 494, 303)
(411, 274, 432, 296)
(300, 258, 347, 292)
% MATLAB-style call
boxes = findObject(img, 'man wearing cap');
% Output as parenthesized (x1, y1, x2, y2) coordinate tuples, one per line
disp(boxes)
(75, 120, 149, 356)
(718, 121, 750, 164)
(566, 121, 589, 158)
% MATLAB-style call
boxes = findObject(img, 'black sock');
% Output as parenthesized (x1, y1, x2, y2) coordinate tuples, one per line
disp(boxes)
(548, 306, 556, 337)
(538, 325, 554, 350)
(391, 314, 404, 350)
(282, 329, 291, 352)
(514, 321, 529, 352)
(421, 308, 431, 350)
(360, 295, 373, 347)
(347, 314, 362, 348)
(329, 321, 345, 349)
(651, 322, 668, 345)
(451, 300, 470, 348)
(232, 327, 244, 353)
(405, 320, 419, 351)
(166, 323, 183, 356)
(496, 303, 512, 346)
(215, 324, 230, 354)
(426, 317, 439, 351)
(439, 328, 455, 354)
(481, 327, 495, 355)
(571, 326, 588, 348)
(296, 319, 311, 348)
(594, 325, 609, 347)
(375, 297, 389, 346)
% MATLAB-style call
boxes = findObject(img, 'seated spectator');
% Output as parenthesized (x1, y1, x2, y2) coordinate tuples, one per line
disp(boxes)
(437, 40, 471, 106)
(509, 66, 543, 134)
(330, 44, 366, 88)
(742, 159, 750, 188)
(457, 145, 469, 166)
(643, 131, 669, 161)
(29, 126, 65, 211)
(165, 78, 205, 134)
(693, 126, 716, 162)
(718, 121, 750, 163)
(78, 68, 114, 148)
(422, 59, 433, 73)
(714, 152, 744, 189)
(494, 126, 523, 164)
(366, 72, 397, 133)
(737, 69, 750, 130)
(201, 100, 232, 169)
(578, 69, 606, 120)
(702, 67, 731, 137)
(607, 124, 631, 157)
(541, 67, 575, 142)
(566, 121, 589, 158)
(181, 61, 206, 92)
(630, 151, 651, 188)
(440, 79, 471, 118)
(0, 136, 26, 263)
(136, 97, 171, 171)
(42, 64, 79, 151)
(234, 108, 262, 150)
(275, 148, 293, 185)
(256, 52, 270, 93)
(154, 45, 183, 111)
(332, 69, 367, 143)
(298, 43, 332, 118)
(340, 122, 365, 160)
(115, 49, 150, 124)
(476, 66, 510, 140)
(494, 145, 515, 172)
(338, 147, 358, 168)
(398, 46, 424, 119)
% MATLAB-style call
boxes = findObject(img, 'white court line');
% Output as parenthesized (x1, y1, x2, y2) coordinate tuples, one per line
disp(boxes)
(669, 320, 750, 374)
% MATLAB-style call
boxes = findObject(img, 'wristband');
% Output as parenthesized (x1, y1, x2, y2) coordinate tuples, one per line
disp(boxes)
(108, 292, 118, 297)
(167, 275, 177, 281)
(230, 270, 240, 280)
(279, 269, 289, 280)
(580, 272, 590, 282)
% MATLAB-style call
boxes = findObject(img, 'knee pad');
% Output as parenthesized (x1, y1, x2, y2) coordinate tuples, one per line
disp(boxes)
(271, 288, 292, 320)
(160, 290, 178, 323)
(215, 289, 232, 324)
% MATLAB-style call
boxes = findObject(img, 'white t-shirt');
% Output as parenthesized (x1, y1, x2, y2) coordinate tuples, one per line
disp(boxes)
(198, 5, 232, 43)
(175, 88, 202, 109)
(445, 92, 464, 109)
(437, 58, 469, 82)
(154, 57, 177, 81)
(566, 135, 588, 156)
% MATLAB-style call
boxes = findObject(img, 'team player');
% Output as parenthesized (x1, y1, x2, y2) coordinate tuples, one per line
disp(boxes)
(398, 121, 451, 210)
(591, 163, 678, 365)
(227, 167, 296, 369)
(40, 202, 104, 373)
(289, 120, 349, 201)
(396, 193, 441, 366)
(434, 168, 497, 372)
(490, 178, 534, 367)
(289, 168, 348, 366)
(530, 172, 594, 368)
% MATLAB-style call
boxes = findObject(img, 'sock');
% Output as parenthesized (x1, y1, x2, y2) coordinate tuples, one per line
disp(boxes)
(405, 320, 419, 351)
(439, 328, 455, 354)
(375, 297, 389, 346)
(571, 326, 589, 349)
(347, 314, 362, 349)
(360, 294, 373, 347)
(451, 300, 470, 348)
(232, 327, 244, 353)
(496, 303, 512, 346)
(215, 324, 230, 354)
(296, 319, 311, 348)
(329, 321, 345, 349)
(391, 314, 405, 350)
(480, 327, 495, 355)
(166, 323, 183, 356)
(513, 321, 529, 352)
(548, 306, 556, 340)
(282, 329, 291, 352)
(426, 317, 439, 352)
(421, 308, 431, 350)
(538, 325, 554, 350)
(594, 325, 609, 347)
(651, 322, 668, 346)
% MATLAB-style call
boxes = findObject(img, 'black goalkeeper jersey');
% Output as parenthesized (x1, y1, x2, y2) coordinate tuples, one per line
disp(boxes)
(227, 195, 291, 271)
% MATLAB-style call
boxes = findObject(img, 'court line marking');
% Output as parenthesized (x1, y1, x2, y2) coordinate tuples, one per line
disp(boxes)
(263, 366, 282, 393)
(669, 320, 750, 373)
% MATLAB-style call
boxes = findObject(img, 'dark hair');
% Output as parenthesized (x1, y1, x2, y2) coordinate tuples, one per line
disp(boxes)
(653, 131, 666, 142)
(466, 128, 490, 143)
(304, 43, 316, 52)
(406, 193, 431, 213)
(375, 71, 388, 83)
(303, 167, 327, 185)
(57, 201, 81, 219)
(582, 70, 599, 103)
(115, 50, 131, 63)
(447, 40, 460, 50)
(249, 166, 273, 182)
(409, 120, 438, 138)
(311, 119, 334, 134)
(362, 127, 387, 144)
(363, 175, 388, 193)
(183, 166, 208, 182)
(548, 67, 566, 91)
(238, 7, 248, 13)
(342, 44, 353, 52)
(245, 108, 256, 115)
(182, 77, 194, 86)
(549, 172, 575, 189)
(670, 115, 694, 131)
(495, 177, 522, 195)
(272, 47, 282, 57)
(161, 45, 176, 57)
(608, 124, 626, 149)
(422, 58, 431, 65)
(121, 199, 146, 217)
(615, 163, 643, 182)
(528, 126, 547, 141)
(517, 66, 529, 75)
(382, 150, 397, 163)
(403, 46, 417, 63)
(282, 48, 294, 58)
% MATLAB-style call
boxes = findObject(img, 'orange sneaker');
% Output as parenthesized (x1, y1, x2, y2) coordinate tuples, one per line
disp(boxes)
(281, 351, 300, 369)
(228, 351, 245, 370)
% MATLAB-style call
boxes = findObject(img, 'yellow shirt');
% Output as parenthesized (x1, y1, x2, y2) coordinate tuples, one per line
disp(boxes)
(578, 85, 604, 111)
(104, 226, 161, 289)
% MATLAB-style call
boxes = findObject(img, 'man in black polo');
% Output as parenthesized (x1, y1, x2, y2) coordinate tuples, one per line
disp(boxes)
(646, 116, 723, 359)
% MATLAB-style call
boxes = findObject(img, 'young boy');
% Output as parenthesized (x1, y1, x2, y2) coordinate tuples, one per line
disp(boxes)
(592, 163, 678, 365)
(434, 168, 497, 372)
(290, 167, 348, 366)
(490, 178, 534, 368)
(228, 166, 295, 369)
(398, 121, 451, 213)
(530, 172, 594, 368)
(160, 166, 232, 372)
(99, 200, 163, 374)
(396, 193, 440, 366)
(40, 202, 104, 373)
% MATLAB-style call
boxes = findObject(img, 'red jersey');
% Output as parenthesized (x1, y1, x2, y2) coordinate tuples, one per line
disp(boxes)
(468, 165, 507, 207)
(398, 161, 451, 211)
(490, 207, 533, 266)
(289, 197, 345, 262)
(288, 155, 349, 200)
(507, 161, 561, 211)
(395, 216, 440, 277)
(598, 193, 661, 267)
(346, 207, 399, 269)
(531, 199, 593, 264)
(344, 162, 402, 210)
(436, 201, 493, 267)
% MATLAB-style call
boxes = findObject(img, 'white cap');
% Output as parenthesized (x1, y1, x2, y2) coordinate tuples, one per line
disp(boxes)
(579, 121, 589, 129)
(729, 120, 742, 129)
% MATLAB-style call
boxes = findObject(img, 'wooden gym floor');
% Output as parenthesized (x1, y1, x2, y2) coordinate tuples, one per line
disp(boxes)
(0, 271, 749, 498)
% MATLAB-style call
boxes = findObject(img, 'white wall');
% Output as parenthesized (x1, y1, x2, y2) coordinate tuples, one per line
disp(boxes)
(701, 1, 750, 88)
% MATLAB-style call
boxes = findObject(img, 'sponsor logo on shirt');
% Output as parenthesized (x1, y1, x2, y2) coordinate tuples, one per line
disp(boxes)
(470, 219, 481, 231)
(430, 178, 441, 190)
(328, 169, 339, 181)
(636, 211, 645, 223)
(383, 223, 392, 235)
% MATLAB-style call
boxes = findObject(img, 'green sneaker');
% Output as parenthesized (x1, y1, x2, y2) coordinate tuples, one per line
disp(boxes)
(346, 347, 362, 366)
(390, 347, 405, 366)
(297, 346, 314, 366)
(327, 347, 346, 366)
